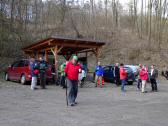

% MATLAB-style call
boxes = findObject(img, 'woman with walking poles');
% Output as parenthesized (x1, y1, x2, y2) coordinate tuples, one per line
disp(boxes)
(64, 56, 81, 107)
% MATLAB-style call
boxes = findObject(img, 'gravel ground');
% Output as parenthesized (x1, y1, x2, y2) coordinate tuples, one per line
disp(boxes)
(0, 79, 168, 126)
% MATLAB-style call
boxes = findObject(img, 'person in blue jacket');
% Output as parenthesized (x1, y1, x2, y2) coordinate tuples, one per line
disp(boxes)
(30, 58, 39, 90)
(95, 61, 104, 87)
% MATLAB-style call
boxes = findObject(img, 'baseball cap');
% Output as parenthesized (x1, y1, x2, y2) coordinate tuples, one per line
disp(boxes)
(73, 55, 78, 61)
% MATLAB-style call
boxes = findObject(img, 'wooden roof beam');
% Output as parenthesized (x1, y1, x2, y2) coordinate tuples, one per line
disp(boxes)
(26, 39, 54, 50)
(50, 43, 100, 49)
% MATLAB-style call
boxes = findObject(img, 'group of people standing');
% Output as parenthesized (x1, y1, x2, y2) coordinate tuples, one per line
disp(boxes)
(30, 55, 86, 107)
(95, 62, 159, 93)
(30, 57, 48, 90)
(118, 63, 158, 93)
(30, 55, 159, 107)
(59, 60, 87, 89)
(137, 64, 158, 93)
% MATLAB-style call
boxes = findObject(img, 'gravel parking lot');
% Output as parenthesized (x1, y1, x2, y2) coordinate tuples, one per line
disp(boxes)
(0, 79, 168, 126)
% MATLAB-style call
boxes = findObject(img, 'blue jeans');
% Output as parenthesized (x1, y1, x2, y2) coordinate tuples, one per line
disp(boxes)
(67, 79, 78, 104)
(60, 76, 65, 87)
(121, 79, 127, 91)
(137, 79, 142, 90)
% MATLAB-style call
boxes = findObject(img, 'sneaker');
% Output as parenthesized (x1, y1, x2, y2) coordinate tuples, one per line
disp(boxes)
(31, 88, 38, 90)
(74, 102, 78, 105)
(31, 88, 35, 90)
(34, 87, 38, 90)
(41, 87, 46, 89)
(70, 103, 75, 106)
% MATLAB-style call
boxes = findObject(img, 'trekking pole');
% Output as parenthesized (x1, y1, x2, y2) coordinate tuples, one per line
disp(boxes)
(65, 78, 68, 106)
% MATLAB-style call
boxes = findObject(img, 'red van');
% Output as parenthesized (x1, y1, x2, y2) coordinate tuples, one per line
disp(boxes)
(5, 59, 52, 84)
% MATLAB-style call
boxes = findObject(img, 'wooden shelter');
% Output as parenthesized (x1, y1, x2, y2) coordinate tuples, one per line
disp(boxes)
(23, 36, 106, 78)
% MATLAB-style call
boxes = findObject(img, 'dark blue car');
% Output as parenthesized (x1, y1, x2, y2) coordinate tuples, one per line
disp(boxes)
(103, 65, 115, 82)
(102, 65, 135, 85)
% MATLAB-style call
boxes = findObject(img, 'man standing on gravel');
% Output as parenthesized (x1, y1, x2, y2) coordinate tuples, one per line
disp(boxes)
(114, 63, 120, 86)
(39, 57, 48, 89)
(30, 58, 39, 90)
(120, 63, 127, 92)
(95, 61, 104, 87)
(150, 65, 158, 92)
(65, 56, 81, 106)
(140, 65, 148, 93)
(137, 64, 142, 91)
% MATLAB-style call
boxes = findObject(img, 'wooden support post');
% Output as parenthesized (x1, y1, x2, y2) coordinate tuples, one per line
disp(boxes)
(96, 50, 99, 65)
(24, 53, 31, 59)
(86, 51, 88, 70)
(36, 51, 39, 60)
(54, 46, 58, 80)
(86, 52, 88, 58)
(93, 48, 100, 65)
(44, 50, 48, 62)
(50, 46, 63, 83)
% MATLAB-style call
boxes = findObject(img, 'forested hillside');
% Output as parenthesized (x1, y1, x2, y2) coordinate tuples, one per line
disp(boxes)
(1, 0, 168, 68)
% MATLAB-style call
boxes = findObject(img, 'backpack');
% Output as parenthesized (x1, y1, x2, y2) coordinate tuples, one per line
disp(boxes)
(40, 61, 47, 70)
(34, 69, 40, 75)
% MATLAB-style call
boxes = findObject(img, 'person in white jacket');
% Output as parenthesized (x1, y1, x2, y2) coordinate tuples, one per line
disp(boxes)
(78, 68, 86, 88)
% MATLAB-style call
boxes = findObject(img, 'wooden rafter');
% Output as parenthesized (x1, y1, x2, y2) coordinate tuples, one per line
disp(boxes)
(27, 39, 54, 50)
(50, 46, 63, 56)
(59, 43, 99, 48)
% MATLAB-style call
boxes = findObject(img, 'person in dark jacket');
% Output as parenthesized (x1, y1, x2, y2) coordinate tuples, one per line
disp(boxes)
(150, 65, 158, 92)
(114, 63, 120, 86)
(39, 57, 48, 89)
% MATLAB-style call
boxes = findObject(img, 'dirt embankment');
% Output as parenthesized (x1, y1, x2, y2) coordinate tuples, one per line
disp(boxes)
(0, 57, 16, 72)
(87, 29, 168, 73)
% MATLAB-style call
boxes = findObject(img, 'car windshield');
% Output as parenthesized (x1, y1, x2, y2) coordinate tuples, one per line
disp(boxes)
(125, 65, 138, 73)
(124, 67, 133, 73)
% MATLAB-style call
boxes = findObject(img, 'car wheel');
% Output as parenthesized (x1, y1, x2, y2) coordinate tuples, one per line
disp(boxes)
(5, 73, 9, 81)
(20, 75, 26, 85)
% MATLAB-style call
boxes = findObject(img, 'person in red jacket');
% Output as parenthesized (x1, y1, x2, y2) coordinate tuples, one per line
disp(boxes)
(65, 56, 81, 106)
(120, 63, 127, 92)
(140, 65, 149, 93)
